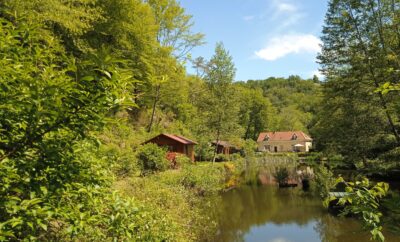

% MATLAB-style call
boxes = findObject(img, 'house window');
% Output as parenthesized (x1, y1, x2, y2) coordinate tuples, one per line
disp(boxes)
(264, 136, 269, 141)
(167, 145, 176, 152)
(291, 134, 297, 140)
(264, 145, 270, 151)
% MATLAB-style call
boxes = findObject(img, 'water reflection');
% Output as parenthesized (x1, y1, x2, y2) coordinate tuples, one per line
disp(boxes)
(212, 185, 399, 242)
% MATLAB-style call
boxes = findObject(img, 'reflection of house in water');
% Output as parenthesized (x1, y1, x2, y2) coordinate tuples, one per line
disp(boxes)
(211, 140, 240, 156)
(143, 133, 197, 161)
(257, 131, 312, 152)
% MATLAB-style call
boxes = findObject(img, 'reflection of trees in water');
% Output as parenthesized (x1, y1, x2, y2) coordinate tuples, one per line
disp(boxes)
(213, 186, 325, 242)
(315, 214, 399, 242)
(210, 185, 400, 242)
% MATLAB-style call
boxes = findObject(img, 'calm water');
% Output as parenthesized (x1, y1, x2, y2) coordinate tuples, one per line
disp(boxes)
(212, 185, 399, 242)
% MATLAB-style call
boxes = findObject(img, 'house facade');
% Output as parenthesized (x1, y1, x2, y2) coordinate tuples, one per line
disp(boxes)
(143, 133, 197, 161)
(257, 131, 312, 152)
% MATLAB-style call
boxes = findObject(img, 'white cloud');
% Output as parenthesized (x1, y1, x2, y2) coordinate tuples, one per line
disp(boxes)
(268, 237, 292, 242)
(255, 34, 322, 61)
(243, 15, 255, 21)
(276, 2, 297, 13)
(269, 0, 304, 28)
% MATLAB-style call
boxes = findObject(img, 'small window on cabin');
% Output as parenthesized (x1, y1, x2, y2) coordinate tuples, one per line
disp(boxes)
(291, 134, 297, 140)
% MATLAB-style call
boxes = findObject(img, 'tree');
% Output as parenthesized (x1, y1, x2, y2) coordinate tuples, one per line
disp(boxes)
(141, 0, 204, 131)
(236, 86, 278, 140)
(146, 0, 204, 60)
(316, 0, 400, 161)
(204, 43, 238, 162)
(0, 17, 133, 239)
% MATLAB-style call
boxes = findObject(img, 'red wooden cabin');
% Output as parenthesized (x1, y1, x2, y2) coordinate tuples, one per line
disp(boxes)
(143, 133, 197, 161)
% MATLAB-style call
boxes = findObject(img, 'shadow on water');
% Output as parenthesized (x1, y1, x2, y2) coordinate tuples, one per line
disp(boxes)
(210, 185, 399, 242)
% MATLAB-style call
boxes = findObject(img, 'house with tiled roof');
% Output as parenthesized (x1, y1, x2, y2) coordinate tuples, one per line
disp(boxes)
(257, 131, 313, 152)
(143, 133, 197, 161)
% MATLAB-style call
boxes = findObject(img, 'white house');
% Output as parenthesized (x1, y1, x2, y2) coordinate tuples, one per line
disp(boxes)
(257, 131, 313, 152)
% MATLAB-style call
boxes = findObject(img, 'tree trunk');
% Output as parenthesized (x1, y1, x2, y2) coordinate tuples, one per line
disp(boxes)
(212, 128, 220, 164)
(147, 84, 160, 132)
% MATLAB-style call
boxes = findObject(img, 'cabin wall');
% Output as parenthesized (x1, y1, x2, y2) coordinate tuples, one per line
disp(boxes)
(146, 136, 195, 161)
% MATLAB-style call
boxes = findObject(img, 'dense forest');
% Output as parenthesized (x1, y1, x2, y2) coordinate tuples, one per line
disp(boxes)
(0, 0, 399, 241)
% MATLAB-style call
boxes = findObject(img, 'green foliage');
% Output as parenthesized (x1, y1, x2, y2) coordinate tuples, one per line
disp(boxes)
(242, 139, 257, 158)
(382, 192, 400, 235)
(166, 164, 225, 196)
(136, 143, 169, 175)
(0, 16, 135, 241)
(236, 76, 321, 134)
(115, 163, 226, 241)
(203, 42, 240, 162)
(315, 0, 400, 163)
(273, 167, 290, 186)
(194, 139, 214, 161)
(333, 178, 389, 242)
(310, 165, 336, 203)
(174, 154, 192, 168)
(97, 119, 141, 177)
(146, 0, 204, 60)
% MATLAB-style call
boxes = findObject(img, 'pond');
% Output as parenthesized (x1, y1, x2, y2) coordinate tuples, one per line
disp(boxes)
(212, 185, 399, 242)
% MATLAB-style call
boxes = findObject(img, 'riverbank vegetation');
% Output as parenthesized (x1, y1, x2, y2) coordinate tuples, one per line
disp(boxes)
(1, 0, 400, 241)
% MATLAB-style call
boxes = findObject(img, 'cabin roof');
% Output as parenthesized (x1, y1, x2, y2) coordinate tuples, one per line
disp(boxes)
(144, 133, 198, 145)
(211, 140, 232, 147)
(257, 131, 312, 142)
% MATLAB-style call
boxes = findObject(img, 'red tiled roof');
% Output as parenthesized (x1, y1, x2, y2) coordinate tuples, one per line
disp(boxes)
(257, 131, 312, 142)
(144, 133, 197, 145)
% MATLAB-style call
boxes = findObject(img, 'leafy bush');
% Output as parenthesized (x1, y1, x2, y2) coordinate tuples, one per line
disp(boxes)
(0, 17, 137, 241)
(136, 144, 169, 175)
(382, 192, 400, 235)
(175, 154, 192, 168)
(333, 178, 389, 242)
(179, 164, 224, 195)
(310, 165, 336, 202)
(114, 164, 226, 241)
(194, 140, 214, 161)
(273, 167, 290, 186)
(215, 153, 230, 161)
(97, 120, 142, 177)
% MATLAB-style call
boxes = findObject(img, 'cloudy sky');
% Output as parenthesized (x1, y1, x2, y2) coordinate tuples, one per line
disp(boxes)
(180, 0, 328, 81)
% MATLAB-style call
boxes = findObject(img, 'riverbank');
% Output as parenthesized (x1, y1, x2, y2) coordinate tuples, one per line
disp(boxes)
(212, 185, 400, 242)
(113, 162, 229, 241)
(109, 152, 400, 241)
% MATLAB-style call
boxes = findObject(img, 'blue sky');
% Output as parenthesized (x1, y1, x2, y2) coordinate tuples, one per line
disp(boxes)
(180, 0, 329, 81)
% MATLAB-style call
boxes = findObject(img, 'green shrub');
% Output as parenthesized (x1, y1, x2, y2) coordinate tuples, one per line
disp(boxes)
(179, 164, 224, 195)
(382, 192, 400, 235)
(0, 17, 139, 241)
(310, 165, 336, 202)
(114, 164, 226, 242)
(230, 153, 242, 161)
(334, 178, 389, 242)
(175, 154, 192, 168)
(136, 144, 169, 175)
(194, 140, 214, 161)
(215, 153, 230, 161)
(273, 167, 290, 186)
(100, 142, 138, 177)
